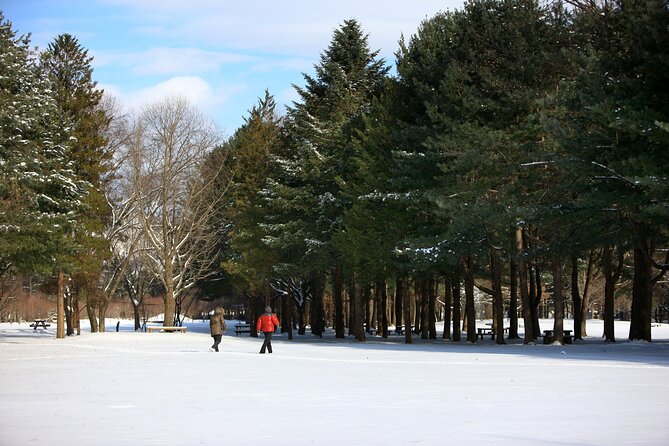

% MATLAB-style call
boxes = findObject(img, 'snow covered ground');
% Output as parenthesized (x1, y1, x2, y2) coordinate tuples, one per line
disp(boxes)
(1, 318, 668, 446)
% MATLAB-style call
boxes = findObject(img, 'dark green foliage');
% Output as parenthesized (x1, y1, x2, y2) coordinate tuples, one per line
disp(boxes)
(0, 15, 85, 273)
(212, 91, 284, 290)
(266, 19, 389, 276)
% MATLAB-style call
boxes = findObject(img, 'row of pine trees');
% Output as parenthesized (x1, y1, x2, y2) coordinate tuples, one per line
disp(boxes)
(1, 1, 667, 343)
(211, 0, 668, 344)
(0, 13, 113, 337)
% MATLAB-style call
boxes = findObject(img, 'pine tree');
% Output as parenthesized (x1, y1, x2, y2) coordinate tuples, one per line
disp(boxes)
(265, 19, 389, 339)
(0, 15, 85, 273)
(394, 0, 574, 343)
(39, 33, 112, 333)
(217, 91, 284, 323)
(560, 0, 669, 341)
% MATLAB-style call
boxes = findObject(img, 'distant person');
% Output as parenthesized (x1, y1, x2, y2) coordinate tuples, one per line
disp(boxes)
(209, 307, 226, 352)
(256, 306, 280, 354)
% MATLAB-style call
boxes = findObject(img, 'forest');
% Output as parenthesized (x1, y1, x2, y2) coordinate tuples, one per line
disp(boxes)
(0, 0, 667, 344)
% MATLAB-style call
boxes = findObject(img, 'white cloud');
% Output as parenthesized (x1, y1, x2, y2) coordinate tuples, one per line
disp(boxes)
(93, 47, 255, 77)
(98, 0, 463, 59)
(99, 76, 247, 122)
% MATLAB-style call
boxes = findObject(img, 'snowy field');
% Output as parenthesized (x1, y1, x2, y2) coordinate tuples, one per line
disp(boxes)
(1, 318, 668, 446)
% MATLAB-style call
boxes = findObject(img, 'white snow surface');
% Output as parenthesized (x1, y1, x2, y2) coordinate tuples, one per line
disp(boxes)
(1, 319, 668, 446)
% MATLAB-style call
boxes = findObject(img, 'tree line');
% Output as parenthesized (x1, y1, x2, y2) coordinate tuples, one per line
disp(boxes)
(1, 0, 667, 343)
(213, 0, 668, 344)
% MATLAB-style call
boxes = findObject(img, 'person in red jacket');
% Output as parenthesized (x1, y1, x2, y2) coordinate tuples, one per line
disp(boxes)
(256, 306, 280, 354)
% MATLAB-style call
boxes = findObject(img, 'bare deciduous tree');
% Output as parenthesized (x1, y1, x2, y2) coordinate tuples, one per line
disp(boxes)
(130, 97, 226, 326)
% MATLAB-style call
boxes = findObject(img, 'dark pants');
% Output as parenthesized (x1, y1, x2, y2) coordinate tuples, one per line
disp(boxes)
(260, 332, 273, 353)
(211, 334, 222, 352)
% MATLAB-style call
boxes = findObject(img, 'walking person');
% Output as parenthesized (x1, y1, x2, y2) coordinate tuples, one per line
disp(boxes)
(256, 306, 280, 354)
(209, 307, 226, 352)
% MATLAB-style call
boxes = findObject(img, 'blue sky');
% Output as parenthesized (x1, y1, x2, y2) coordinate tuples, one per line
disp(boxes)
(4, 0, 464, 136)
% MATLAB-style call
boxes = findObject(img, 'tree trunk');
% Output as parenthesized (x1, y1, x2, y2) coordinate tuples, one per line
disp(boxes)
(464, 256, 477, 343)
(65, 287, 74, 336)
(442, 273, 452, 340)
(452, 267, 462, 342)
(400, 276, 412, 344)
(603, 245, 616, 342)
(282, 292, 293, 340)
(571, 256, 583, 340)
(491, 248, 506, 345)
(552, 255, 564, 345)
(428, 277, 437, 339)
(98, 303, 108, 333)
(85, 289, 99, 333)
(163, 263, 176, 327)
(333, 264, 345, 338)
(133, 301, 141, 331)
(630, 227, 652, 341)
(379, 280, 388, 338)
(530, 264, 542, 338)
(395, 275, 403, 334)
(370, 284, 377, 332)
(508, 256, 520, 339)
(580, 250, 597, 337)
(56, 270, 65, 339)
(297, 304, 306, 335)
(516, 227, 534, 344)
(351, 279, 365, 342)
(413, 280, 421, 335)
(73, 292, 80, 335)
(310, 274, 325, 337)
(420, 279, 429, 339)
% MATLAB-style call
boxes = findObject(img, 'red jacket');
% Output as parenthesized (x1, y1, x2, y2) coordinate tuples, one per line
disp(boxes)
(256, 312, 280, 333)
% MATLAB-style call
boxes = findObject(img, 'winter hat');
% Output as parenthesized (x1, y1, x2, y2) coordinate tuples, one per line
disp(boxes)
(265, 306, 272, 313)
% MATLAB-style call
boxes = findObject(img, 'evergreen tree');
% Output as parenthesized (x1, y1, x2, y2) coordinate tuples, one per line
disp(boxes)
(217, 91, 284, 326)
(394, 0, 573, 343)
(39, 33, 112, 333)
(559, 0, 669, 341)
(265, 19, 389, 339)
(0, 15, 85, 273)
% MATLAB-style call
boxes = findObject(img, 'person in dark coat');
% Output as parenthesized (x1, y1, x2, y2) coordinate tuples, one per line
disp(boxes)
(256, 306, 280, 354)
(209, 307, 226, 352)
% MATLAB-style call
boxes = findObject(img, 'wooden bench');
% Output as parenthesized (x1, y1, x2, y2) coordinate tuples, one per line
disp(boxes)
(30, 319, 51, 330)
(147, 326, 187, 333)
(477, 326, 510, 340)
(542, 329, 572, 344)
(477, 327, 495, 340)
(234, 324, 251, 336)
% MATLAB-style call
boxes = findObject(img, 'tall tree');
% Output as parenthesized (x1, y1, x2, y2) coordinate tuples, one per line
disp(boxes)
(216, 91, 284, 330)
(265, 19, 389, 338)
(40, 33, 112, 333)
(0, 17, 86, 337)
(394, 0, 573, 343)
(562, 0, 669, 341)
(130, 97, 221, 326)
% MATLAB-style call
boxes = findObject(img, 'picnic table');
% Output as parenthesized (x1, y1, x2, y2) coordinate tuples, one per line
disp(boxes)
(234, 323, 251, 336)
(477, 326, 510, 340)
(147, 326, 187, 333)
(542, 329, 573, 344)
(30, 319, 51, 330)
(477, 327, 495, 340)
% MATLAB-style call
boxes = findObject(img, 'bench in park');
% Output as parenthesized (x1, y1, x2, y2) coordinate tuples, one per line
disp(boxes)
(147, 326, 187, 333)
(477, 327, 495, 340)
(542, 329, 572, 344)
(476, 326, 510, 340)
(30, 319, 51, 330)
(235, 324, 251, 336)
